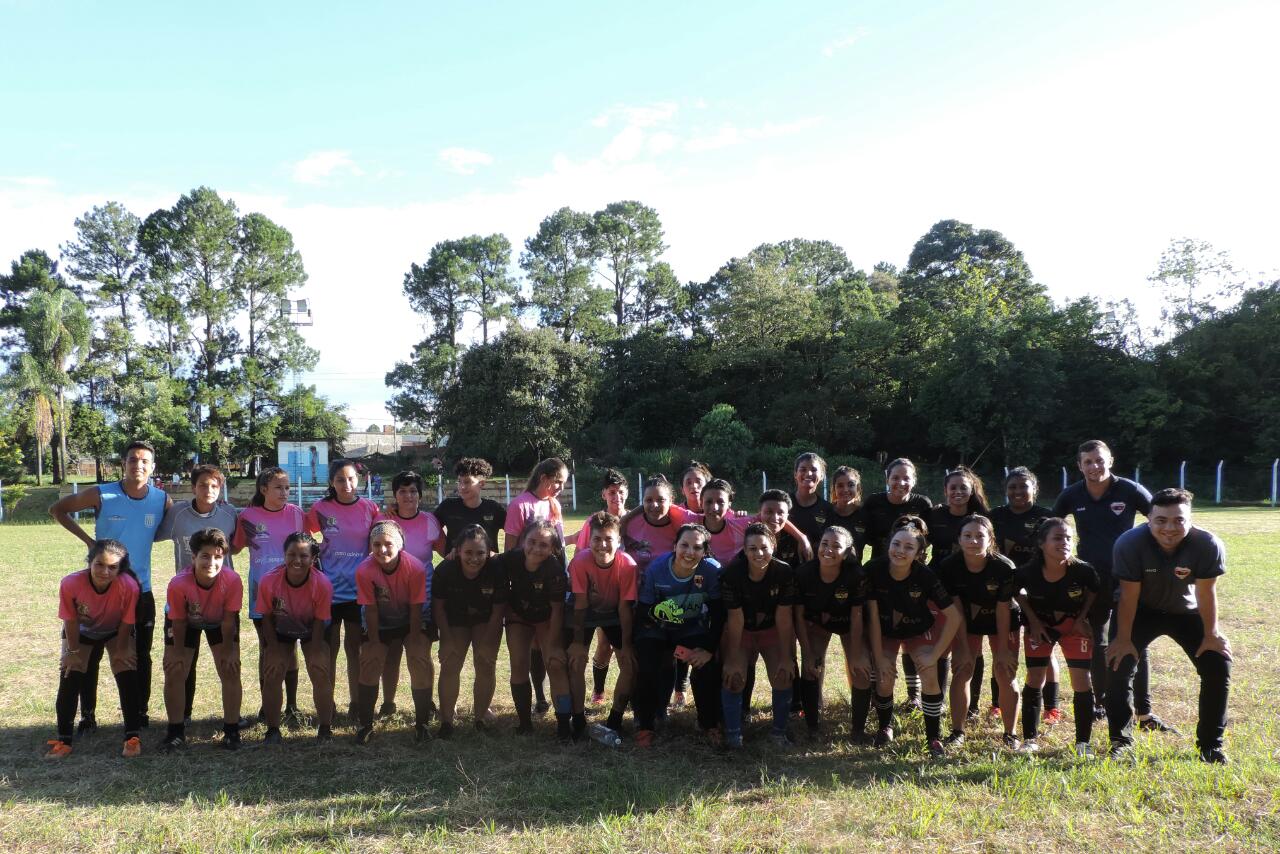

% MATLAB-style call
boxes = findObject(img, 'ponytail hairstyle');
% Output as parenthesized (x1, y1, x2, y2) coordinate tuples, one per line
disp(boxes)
(368, 519, 406, 551)
(674, 522, 711, 554)
(944, 465, 990, 514)
(793, 451, 827, 479)
(888, 513, 929, 555)
(742, 520, 777, 549)
(832, 465, 863, 507)
(251, 466, 289, 507)
(283, 531, 321, 563)
(520, 518, 564, 554)
(87, 538, 137, 583)
(324, 458, 359, 501)
(524, 457, 569, 496)
(884, 457, 918, 487)
(643, 473, 675, 498)
(456, 523, 491, 553)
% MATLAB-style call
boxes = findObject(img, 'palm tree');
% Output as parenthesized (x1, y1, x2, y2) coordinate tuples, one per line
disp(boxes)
(16, 285, 90, 483)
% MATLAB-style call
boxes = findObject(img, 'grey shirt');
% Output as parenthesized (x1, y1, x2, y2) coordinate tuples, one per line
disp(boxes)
(1112, 524, 1225, 614)
(156, 500, 239, 572)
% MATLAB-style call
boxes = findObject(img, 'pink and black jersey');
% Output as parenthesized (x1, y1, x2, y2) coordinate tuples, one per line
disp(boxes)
(233, 503, 305, 619)
(568, 548, 639, 627)
(624, 505, 698, 572)
(166, 567, 243, 629)
(305, 496, 379, 603)
(504, 491, 563, 545)
(255, 565, 333, 638)
(58, 569, 140, 640)
(377, 509, 442, 567)
(355, 552, 427, 631)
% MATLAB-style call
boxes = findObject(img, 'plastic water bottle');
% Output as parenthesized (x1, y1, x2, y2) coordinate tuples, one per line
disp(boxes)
(589, 723, 622, 747)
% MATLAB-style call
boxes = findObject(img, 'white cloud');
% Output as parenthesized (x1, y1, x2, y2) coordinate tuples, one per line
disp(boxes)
(823, 27, 868, 57)
(0, 175, 56, 188)
(291, 150, 363, 185)
(438, 147, 494, 175)
(684, 117, 823, 152)
(591, 101, 679, 129)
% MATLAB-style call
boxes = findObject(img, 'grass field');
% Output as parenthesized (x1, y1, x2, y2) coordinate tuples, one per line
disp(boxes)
(1, 509, 1278, 852)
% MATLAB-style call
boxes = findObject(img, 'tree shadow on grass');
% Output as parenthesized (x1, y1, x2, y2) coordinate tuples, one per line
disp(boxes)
(0, 708, 1130, 844)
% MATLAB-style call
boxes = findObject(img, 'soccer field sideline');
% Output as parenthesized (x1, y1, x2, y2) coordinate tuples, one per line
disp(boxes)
(1, 508, 1278, 852)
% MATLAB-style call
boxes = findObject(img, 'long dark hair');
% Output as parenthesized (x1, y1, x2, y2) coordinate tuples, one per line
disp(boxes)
(323, 458, 359, 501)
(87, 538, 139, 584)
(251, 466, 288, 507)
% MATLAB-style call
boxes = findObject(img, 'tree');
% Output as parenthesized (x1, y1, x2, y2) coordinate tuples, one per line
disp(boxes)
(634, 261, 687, 330)
(589, 201, 667, 327)
(14, 282, 91, 481)
(114, 376, 198, 472)
(703, 244, 820, 347)
(385, 336, 457, 441)
(1149, 238, 1243, 337)
(276, 385, 350, 455)
(61, 202, 146, 372)
(693, 404, 754, 480)
(437, 327, 599, 468)
(453, 234, 519, 344)
(140, 187, 245, 464)
(520, 207, 612, 343)
(402, 243, 468, 352)
(235, 212, 317, 462)
(0, 250, 68, 355)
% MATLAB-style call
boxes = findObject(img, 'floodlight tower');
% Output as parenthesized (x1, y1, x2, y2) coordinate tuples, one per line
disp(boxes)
(280, 298, 314, 481)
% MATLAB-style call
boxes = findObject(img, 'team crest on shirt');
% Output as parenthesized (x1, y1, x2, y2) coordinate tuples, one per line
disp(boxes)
(986, 581, 1000, 595)
(144, 514, 156, 527)
(322, 515, 339, 532)
(76, 602, 91, 618)
(909, 586, 922, 599)
(480, 586, 493, 595)
(1067, 584, 1083, 599)
(187, 601, 204, 618)
(375, 585, 391, 603)
(482, 514, 494, 522)
(815, 514, 827, 525)
(272, 596, 288, 615)
(1173, 566, 1192, 579)
(769, 586, 779, 597)
(835, 589, 849, 601)
(693, 575, 704, 589)
(1110, 502, 1127, 516)
(533, 581, 543, 591)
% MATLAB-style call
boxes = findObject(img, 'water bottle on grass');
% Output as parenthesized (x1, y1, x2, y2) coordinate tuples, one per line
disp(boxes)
(590, 723, 622, 747)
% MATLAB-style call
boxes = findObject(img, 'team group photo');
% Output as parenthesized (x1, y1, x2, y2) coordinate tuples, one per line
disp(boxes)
(1, 1, 1277, 851)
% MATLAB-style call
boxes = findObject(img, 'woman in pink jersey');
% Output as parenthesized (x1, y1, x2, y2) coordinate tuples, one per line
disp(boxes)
(504, 457, 569, 714)
(232, 466, 306, 727)
(621, 475, 699, 572)
(376, 470, 444, 719)
(680, 460, 713, 511)
(304, 458, 379, 723)
(572, 468, 629, 705)
(159, 528, 244, 752)
(353, 520, 433, 744)
(256, 532, 335, 744)
(47, 539, 143, 759)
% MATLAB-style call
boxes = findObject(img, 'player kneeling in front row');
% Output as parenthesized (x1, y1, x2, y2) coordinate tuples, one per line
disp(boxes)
(867, 517, 963, 757)
(1013, 518, 1100, 756)
(160, 528, 243, 752)
(47, 539, 144, 759)
(354, 520, 434, 744)
(721, 523, 798, 748)
(1106, 489, 1231, 763)
(256, 532, 335, 744)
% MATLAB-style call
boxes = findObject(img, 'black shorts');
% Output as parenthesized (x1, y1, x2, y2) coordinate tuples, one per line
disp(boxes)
(164, 614, 238, 648)
(330, 601, 362, 623)
(364, 624, 410, 643)
(566, 623, 624, 650)
(420, 618, 440, 642)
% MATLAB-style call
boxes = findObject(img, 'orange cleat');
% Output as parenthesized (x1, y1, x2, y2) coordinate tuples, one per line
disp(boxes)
(45, 740, 73, 759)
(121, 736, 142, 758)
(1043, 708, 1064, 726)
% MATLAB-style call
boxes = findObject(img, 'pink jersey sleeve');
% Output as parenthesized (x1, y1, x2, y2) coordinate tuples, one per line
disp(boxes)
(617, 554, 639, 602)
(119, 575, 139, 623)
(57, 574, 78, 622)
(575, 526, 590, 551)
(255, 572, 274, 617)
(312, 572, 333, 622)
(569, 552, 589, 596)
(669, 505, 702, 524)
(355, 559, 376, 606)
(407, 554, 427, 606)
(166, 576, 188, 620)
(223, 571, 244, 613)
(303, 505, 322, 535)
(504, 495, 533, 538)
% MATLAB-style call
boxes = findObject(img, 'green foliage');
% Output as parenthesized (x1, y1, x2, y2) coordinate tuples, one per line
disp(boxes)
(590, 200, 667, 327)
(520, 207, 614, 344)
(438, 327, 599, 468)
(276, 385, 350, 455)
(692, 404, 754, 479)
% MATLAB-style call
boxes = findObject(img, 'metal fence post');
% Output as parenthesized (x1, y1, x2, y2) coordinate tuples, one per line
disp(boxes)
(1216, 460, 1224, 504)
(1061, 467, 1068, 491)
(1179, 461, 1187, 490)
(505, 474, 511, 504)
(1272, 459, 1278, 508)
(1134, 466, 1141, 486)
(437, 477, 444, 505)
(571, 473, 578, 511)
(762, 471, 768, 493)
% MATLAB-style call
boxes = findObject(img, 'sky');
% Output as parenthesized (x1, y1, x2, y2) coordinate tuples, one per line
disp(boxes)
(2, 0, 1277, 429)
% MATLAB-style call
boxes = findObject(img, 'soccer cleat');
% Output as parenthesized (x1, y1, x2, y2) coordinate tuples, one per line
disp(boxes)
(76, 717, 98, 738)
(45, 740, 73, 759)
(927, 738, 945, 758)
(158, 735, 186, 753)
(725, 731, 744, 750)
(534, 699, 551, 716)
(1075, 742, 1095, 758)
(121, 736, 142, 758)
(1199, 748, 1229, 764)
(1018, 739, 1041, 754)
(237, 714, 255, 730)
(966, 708, 980, 723)
(704, 726, 723, 749)
(514, 721, 534, 736)
(377, 701, 397, 719)
(1108, 743, 1134, 762)
(1138, 715, 1179, 734)
(769, 731, 794, 749)
(1002, 733, 1021, 751)
(671, 690, 687, 709)
(1092, 705, 1107, 722)
(849, 730, 875, 746)
(437, 721, 455, 740)
(1043, 708, 1064, 726)
(315, 725, 333, 743)
(898, 697, 922, 714)
(590, 691, 606, 706)
(874, 726, 895, 747)
(633, 729, 655, 748)
(354, 726, 374, 745)
(987, 705, 1001, 719)
(282, 707, 305, 729)
(943, 731, 965, 748)
(414, 723, 432, 744)
(262, 729, 284, 746)
(222, 735, 240, 752)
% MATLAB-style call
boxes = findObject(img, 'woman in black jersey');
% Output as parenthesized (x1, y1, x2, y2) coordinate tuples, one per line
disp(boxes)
(1011, 518, 1101, 756)
(720, 523, 798, 748)
(862, 458, 933, 709)
(433, 525, 507, 738)
(988, 467, 1061, 725)
(936, 515, 1019, 749)
(789, 452, 832, 555)
(828, 465, 868, 558)
(867, 516, 963, 757)
(499, 520, 573, 742)
(794, 527, 870, 742)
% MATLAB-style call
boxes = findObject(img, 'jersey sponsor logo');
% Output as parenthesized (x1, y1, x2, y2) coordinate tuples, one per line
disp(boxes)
(834, 589, 849, 601)
(693, 574, 704, 589)
(1145, 566, 1160, 574)
(1173, 566, 1192, 580)
(814, 514, 827, 525)
(1067, 584, 1084, 599)
(1110, 502, 1126, 516)
(985, 581, 1000, 594)
(482, 514, 494, 522)
(480, 586, 494, 596)
(107, 514, 126, 523)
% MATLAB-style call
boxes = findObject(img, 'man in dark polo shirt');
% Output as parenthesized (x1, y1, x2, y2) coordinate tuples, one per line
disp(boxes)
(1052, 439, 1170, 728)
(1105, 488, 1231, 762)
